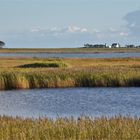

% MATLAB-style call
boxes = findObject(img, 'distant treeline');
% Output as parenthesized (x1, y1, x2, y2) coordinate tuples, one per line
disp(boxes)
(84, 43, 140, 48)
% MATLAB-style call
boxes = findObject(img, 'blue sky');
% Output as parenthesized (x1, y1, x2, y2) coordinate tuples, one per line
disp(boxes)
(0, 0, 140, 48)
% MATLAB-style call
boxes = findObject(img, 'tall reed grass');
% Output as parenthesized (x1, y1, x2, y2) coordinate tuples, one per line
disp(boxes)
(0, 116, 140, 140)
(0, 67, 139, 90)
(0, 57, 139, 90)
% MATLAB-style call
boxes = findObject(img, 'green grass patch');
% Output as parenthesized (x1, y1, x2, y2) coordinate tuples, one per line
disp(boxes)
(17, 62, 68, 68)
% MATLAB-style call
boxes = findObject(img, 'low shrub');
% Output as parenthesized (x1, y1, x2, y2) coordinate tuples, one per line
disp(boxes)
(17, 62, 68, 68)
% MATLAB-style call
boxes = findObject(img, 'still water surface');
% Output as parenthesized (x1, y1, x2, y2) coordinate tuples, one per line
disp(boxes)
(0, 88, 139, 118)
(0, 52, 139, 58)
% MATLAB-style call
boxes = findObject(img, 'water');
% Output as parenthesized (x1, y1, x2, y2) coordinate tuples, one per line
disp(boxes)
(0, 52, 139, 58)
(0, 88, 139, 118)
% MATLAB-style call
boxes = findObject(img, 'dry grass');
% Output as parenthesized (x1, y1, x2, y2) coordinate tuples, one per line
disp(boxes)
(0, 116, 140, 140)
(0, 57, 139, 90)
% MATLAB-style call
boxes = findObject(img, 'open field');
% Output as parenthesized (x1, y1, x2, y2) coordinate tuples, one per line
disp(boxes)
(0, 48, 140, 53)
(0, 116, 139, 140)
(0, 57, 139, 90)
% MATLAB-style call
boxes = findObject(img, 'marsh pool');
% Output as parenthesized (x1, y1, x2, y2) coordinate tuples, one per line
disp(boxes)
(0, 88, 140, 118)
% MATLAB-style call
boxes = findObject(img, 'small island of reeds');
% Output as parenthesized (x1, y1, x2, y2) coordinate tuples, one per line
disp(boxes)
(0, 57, 139, 90)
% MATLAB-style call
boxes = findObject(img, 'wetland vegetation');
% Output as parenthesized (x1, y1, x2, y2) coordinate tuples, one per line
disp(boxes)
(0, 116, 140, 140)
(0, 57, 139, 90)
(0, 55, 140, 139)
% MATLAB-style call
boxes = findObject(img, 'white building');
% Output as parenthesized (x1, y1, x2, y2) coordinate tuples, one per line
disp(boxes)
(111, 43, 121, 48)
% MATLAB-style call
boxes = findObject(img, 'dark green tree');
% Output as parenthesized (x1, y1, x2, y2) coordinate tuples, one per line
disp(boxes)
(0, 41, 5, 48)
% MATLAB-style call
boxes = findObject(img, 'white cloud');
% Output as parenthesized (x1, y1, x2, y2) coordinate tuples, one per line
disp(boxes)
(81, 28, 88, 32)
(65, 26, 88, 33)
(93, 28, 129, 39)
(30, 26, 89, 35)
(120, 32, 128, 37)
(67, 26, 88, 33)
(31, 28, 40, 33)
(109, 28, 118, 32)
(68, 26, 80, 33)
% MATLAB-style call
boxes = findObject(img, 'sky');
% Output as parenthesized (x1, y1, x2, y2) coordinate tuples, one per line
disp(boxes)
(0, 0, 140, 48)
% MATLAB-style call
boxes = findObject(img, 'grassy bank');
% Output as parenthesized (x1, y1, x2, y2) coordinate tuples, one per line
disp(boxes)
(0, 68, 139, 90)
(0, 116, 140, 140)
(0, 57, 139, 90)
(0, 48, 140, 53)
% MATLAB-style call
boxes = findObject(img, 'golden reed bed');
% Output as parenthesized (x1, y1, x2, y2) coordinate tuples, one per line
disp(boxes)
(0, 116, 140, 140)
(0, 57, 139, 90)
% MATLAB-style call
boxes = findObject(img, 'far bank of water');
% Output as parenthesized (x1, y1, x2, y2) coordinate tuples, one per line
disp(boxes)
(0, 87, 139, 118)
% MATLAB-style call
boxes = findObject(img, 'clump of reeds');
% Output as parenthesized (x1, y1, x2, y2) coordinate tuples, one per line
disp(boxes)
(0, 68, 139, 90)
(17, 62, 68, 68)
(0, 116, 140, 140)
(0, 57, 139, 90)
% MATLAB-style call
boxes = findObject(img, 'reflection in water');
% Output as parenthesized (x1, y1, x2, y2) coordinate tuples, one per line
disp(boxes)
(0, 88, 140, 118)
